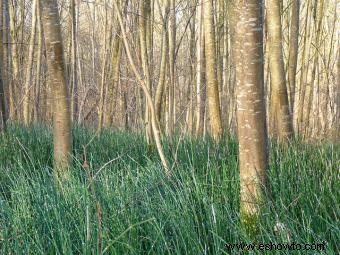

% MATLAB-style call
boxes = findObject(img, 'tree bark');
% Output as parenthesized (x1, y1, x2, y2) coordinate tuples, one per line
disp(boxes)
(41, 0, 72, 172)
(203, 0, 222, 140)
(167, 0, 176, 136)
(232, 0, 268, 216)
(287, 0, 299, 121)
(23, 0, 38, 125)
(0, 0, 7, 131)
(70, 0, 78, 122)
(267, 0, 294, 141)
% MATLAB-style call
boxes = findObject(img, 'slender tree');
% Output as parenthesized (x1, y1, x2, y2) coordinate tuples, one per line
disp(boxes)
(287, 0, 300, 120)
(203, 0, 222, 140)
(154, 0, 169, 126)
(0, 0, 7, 132)
(232, 0, 268, 217)
(195, 0, 206, 136)
(41, 0, 72, 172)
(23, 0, 38, 125)
(70, 0, 78, 122)
(167, 0, 176, 135)
(267, 0, 294, 141)
(139, 0, 153, 142)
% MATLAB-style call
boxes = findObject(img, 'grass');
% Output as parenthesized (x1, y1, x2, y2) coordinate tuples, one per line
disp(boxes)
(0, 125, 338, 254)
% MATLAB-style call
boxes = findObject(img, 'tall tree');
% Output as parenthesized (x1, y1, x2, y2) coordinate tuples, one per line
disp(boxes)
(267, 0, 294, 141)
(154, 0, 169, 126)
(195, 0, 206, 136)
(232, 0, 268, 217)
(23, 0, 38, 125)
(0, 0, 7, 132)
(113, 0, 170, 175)
(70, 0, 78, 122)
(167, 0, 176, 135)
(287, 0, 300, 120)
(8, 0, 19, 120)
(41, 0, 72, 172)
(203, 0, 222, 140)
(139, 0, 153, 142)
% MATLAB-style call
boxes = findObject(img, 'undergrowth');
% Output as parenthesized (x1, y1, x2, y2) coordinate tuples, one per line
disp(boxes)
(0, 125, 338, 254)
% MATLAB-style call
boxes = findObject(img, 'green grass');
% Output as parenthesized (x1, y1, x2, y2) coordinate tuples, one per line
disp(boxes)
(0, 125, 338, 254)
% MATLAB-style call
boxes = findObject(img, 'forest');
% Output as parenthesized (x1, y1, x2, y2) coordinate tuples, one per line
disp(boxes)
(0, 0, 338, 254)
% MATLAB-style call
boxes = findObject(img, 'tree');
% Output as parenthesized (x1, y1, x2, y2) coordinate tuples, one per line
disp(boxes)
(167, 0, 176, 135)
(23, 0, 38, 125)
(267, 0, 294, 141)
(203, 0, 222, 140)
(155, 0, 169, 126)
(0, 0, 7, 132)
(70, 0, 78, 122)
(139, 0, 153, 142)
(113, 0, 170, 175)
(232, 0, 268, 217)
(287, 0, 300, 120)
(195, 0, 206, 136)
(41, 0, 72, 172)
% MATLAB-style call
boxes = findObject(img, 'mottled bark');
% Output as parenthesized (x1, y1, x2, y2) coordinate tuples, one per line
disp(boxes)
(267, 0, 294, 141)
(233, 0, 268, 215)
(203, 0, 222, 140)
(41, 0, 72, 172)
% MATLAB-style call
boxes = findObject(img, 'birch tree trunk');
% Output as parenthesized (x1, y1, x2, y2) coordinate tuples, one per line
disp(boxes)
(41, 0, 72, 172)
(233, 0, 268, 217)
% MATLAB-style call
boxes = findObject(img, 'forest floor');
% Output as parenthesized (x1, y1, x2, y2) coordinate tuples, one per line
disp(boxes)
(0, 125, 338, 254)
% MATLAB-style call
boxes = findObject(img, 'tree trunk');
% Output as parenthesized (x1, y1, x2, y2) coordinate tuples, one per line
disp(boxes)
(113, 0, 170, 175)
(139, 0, 153, 142)
(33, 0, 43, 122)
(70, 0, 78, 122)
(155, 22, 169, 126)
(23, 0, 38, 125)
(267, 0, 294, 142)
(203, 0, 222, 140)
(41, 0, 72, 172)
(8, 1, 18, 120)
(0, 0, 7, 131)
(287, 0, 299, 122)
(97, 1, 109, 132)
(232, 0, 268, 217)
(167, 0, 176, 136)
